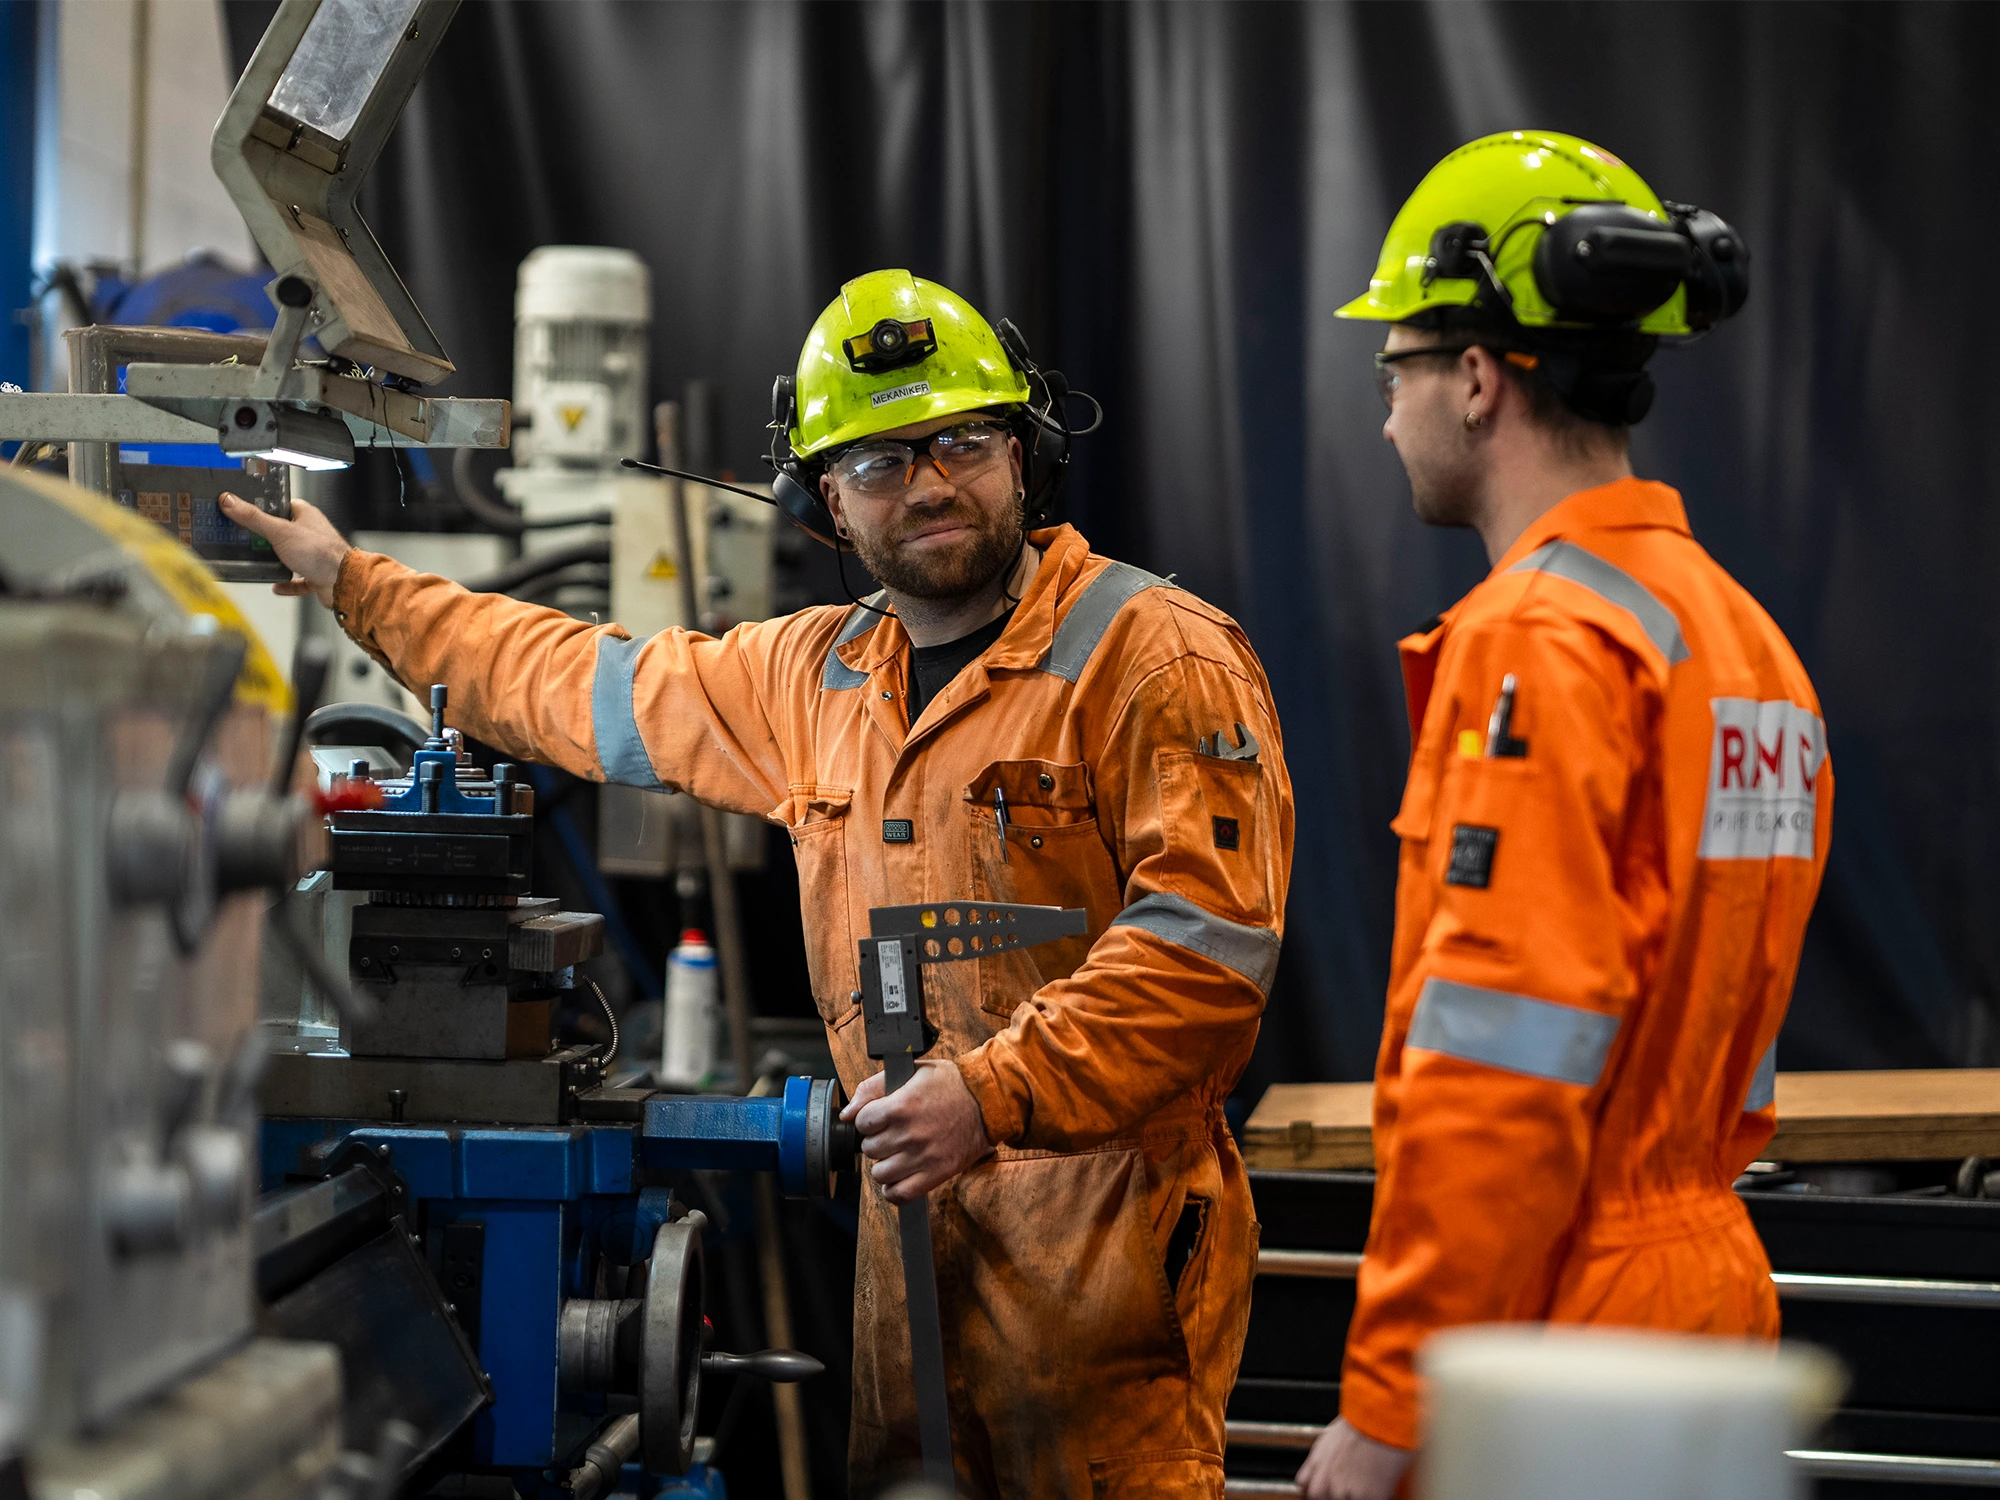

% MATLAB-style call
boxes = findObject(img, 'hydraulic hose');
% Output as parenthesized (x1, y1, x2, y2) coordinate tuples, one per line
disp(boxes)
(450, 448, 611, 534)
(459, 541, 611, 597)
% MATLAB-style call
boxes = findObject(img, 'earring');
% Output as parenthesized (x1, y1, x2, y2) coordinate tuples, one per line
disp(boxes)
(1464, 410, 1485, 431)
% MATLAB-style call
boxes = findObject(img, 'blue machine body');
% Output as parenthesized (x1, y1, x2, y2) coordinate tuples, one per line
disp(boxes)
(261, 1081, 821, 1479)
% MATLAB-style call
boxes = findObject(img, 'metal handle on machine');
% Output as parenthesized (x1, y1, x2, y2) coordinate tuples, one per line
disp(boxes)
(701, 1348, 825, 1383)
(568, 1413, 642, 1500)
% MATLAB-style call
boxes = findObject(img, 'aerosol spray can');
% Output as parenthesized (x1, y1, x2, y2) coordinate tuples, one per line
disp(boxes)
(661, 928, 718, 1090)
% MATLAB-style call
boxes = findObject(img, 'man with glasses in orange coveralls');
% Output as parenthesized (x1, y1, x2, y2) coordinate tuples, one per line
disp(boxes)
(225, 268, 1295, 1498)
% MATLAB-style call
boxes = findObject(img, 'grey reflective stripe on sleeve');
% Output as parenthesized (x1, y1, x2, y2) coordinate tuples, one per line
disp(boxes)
(591, 632, 666, 789)
(1111, 891, 1280, 993)
(821, 597, 884, 690)
(1407, 976, 1620, 1086)
(1744, 1039, 1778, 1112)
(1038, 561, 1173, 682)
(1510, 540, 1690, 664)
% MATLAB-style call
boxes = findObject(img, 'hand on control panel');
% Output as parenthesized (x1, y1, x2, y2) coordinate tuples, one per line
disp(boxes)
(218, 493, 352, 607)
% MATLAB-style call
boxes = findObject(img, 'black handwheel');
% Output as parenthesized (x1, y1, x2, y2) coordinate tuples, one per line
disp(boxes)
(303, 701, 430, 769)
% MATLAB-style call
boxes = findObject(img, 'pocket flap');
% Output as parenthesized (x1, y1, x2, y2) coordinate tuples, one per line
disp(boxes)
(963, 759, 1095, 816)
(776, 783, 853, 827)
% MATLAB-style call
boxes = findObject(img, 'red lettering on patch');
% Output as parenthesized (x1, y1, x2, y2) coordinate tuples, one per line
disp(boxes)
(1720, 727, 1747, 788)
(1754, 732, 1784, 789)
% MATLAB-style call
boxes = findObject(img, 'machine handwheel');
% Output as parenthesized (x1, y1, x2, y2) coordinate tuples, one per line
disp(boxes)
(639, 1211, 706, 1475)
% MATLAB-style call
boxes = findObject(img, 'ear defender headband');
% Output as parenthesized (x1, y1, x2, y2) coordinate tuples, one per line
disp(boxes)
(762, 318, 1101, 552)
(1421, 200, 1750, 424)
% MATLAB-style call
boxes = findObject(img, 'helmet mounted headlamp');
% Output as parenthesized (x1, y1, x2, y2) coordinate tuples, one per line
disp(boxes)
(844, 317, 938, 374)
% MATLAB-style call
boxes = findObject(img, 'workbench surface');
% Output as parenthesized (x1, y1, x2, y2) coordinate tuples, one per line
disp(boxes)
(1242, 1070, 2000, 1171)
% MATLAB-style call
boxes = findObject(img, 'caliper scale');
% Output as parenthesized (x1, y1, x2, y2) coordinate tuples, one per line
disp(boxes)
(857, 900, 1088, 1487)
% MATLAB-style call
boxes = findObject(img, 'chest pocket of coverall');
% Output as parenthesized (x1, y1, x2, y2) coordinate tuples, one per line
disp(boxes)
(964, 759, 1112, 1016)
(787, 787, 857, 1027)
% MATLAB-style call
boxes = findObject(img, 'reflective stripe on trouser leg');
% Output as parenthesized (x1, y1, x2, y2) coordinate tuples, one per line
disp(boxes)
(1407, 976, 1620, 1086)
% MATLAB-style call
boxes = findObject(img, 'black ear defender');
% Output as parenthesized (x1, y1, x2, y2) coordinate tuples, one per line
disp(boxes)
(1531, 204, 1692, 322)
(765, 375, 846, 549)
(1663, 202, 1750, 330)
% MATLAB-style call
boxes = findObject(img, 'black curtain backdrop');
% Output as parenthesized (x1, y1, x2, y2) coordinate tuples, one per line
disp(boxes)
(228, 1, 2000, 1093)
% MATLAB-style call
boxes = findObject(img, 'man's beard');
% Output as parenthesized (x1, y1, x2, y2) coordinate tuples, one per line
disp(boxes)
(850, 491, 1025, 601)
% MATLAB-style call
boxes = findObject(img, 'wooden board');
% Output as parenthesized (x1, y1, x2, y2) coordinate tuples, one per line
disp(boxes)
(1241, 1071, 2000, 1172)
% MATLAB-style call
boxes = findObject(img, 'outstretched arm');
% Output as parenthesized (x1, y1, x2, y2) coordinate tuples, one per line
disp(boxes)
(220, 492, 792, 817)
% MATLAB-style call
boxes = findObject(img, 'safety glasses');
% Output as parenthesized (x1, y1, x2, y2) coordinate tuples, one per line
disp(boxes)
(1372, 345, 1476, 410)
(829, 421, 1011, 495)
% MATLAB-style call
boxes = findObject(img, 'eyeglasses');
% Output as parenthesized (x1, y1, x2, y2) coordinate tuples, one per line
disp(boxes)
(1372, 345, 1476, 410)
(828, 420, 1012, 496)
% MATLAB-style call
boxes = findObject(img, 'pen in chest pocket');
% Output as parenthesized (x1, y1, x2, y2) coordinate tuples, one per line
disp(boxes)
(993, 784, 1010, 864)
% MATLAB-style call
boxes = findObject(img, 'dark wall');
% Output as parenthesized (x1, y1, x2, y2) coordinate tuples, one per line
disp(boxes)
(228, 1, 2000, 1088)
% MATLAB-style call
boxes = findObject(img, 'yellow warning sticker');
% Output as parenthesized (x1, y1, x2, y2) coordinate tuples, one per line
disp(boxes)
(646, 550, 679, 581)
(559, 404, 588, 432)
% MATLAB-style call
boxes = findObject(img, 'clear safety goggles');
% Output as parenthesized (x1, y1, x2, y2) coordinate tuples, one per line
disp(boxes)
(828, 421, 1011, 496)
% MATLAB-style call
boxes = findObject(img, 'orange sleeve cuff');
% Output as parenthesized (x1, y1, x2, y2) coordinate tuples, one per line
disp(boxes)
(953, 1042, 1027, 1148)
(330, 547, 391, 626)
(1338, 1364, 1421, 1452)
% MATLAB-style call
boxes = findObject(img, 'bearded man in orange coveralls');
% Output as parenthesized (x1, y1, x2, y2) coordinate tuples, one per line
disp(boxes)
(225, 269, 1294, 1499)
(1295, 134, 1832, 1500)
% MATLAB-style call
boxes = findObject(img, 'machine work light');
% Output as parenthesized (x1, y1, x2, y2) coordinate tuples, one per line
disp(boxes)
(219, 401, 356, 471)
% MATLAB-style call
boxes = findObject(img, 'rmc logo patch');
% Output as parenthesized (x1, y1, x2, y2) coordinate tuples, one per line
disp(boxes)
(1698, 698, 1826, 860)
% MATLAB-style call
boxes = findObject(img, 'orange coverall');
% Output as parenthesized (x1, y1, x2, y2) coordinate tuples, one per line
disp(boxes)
(1342, 477, 1832, 1450)
(332, 522, 1295, 1497)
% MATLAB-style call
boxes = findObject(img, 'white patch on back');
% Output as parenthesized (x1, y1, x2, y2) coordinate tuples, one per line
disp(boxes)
(1699, 698, 1826, 860)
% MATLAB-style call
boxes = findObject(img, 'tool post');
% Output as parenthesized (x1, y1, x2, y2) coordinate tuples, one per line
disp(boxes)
(857, 900, 1089, 1489)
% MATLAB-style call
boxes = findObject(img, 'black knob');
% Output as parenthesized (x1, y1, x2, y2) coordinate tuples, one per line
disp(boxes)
(275, 275, 314, 308)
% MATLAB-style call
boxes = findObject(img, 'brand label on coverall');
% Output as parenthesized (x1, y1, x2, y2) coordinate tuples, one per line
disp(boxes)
(1699, 698, 1826, 860)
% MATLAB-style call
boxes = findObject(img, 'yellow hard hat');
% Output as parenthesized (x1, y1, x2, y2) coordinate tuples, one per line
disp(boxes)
(787, 269, 1031, 459)
(1340, 130, 1748, 336)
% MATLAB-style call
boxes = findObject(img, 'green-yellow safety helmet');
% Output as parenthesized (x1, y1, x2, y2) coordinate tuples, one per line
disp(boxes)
(768, 269, 1090, 549)
(788, 270, 1031, 457)
(1339, 130, 1748, 338)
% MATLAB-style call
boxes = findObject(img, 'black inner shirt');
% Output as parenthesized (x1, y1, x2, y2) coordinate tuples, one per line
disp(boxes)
(905, 608, 1014, 726)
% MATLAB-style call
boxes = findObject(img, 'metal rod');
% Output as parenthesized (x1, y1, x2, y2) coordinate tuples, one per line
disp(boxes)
(1771, 1271, 2000, 1310)
(1221, 1423, 2000, 1489)
(1255, 1251, 2000, 1310)
(1227, 1421, 1320, 1451)
(127, 0, 151, 276)
(1224, 1481, 1302, 1497)
(657, 398, 810, 1500)
(1787, 1450, 2000, 1487)
(884, 1051, 955, 1487)
(1256, 1249, 1362, 1280)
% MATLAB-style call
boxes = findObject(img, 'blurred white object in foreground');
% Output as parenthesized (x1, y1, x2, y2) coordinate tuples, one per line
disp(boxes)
(1420, 1326, 1844, 1500)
